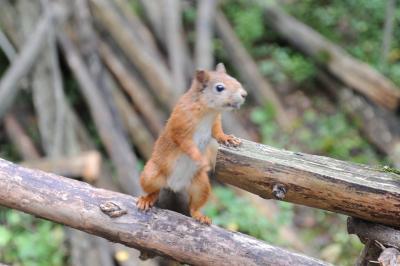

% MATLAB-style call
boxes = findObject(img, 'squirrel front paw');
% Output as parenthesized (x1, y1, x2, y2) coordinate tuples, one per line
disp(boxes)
(196, 157, 211, 172)
(218, 134, 241, 147)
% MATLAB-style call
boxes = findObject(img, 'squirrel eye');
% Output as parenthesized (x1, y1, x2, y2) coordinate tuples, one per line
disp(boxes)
(215, 84, 225, 92)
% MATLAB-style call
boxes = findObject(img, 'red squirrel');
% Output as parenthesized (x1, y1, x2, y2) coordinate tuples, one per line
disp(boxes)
(137, 63, 247, 224)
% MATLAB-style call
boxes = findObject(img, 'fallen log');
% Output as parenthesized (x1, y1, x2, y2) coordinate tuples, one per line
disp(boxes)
(0, 158, 329, 266)
(21, 151, 101, 182)
(215, 139, 400, 227)
(262, 4, 400, 110)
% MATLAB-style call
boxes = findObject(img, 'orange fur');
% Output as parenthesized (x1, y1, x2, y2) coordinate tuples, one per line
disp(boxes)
(137, 63, 247, 224)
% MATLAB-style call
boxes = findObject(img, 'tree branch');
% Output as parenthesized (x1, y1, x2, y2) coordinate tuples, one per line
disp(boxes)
(215, 139, 400, 227)
(0, 158, 329, 266)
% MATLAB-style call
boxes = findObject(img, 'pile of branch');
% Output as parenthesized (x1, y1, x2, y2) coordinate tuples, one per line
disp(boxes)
(0, 0, 400, 265)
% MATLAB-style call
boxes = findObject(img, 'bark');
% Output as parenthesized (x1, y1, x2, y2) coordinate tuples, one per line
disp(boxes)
(21, 151, 101, 182)
(0, 158, 330, 266)
(215, 12, 293, 130)
(262, 4, 400, 110)
(99, 41, 165, 135)
(195, 0, 217, 69)
(215, 139, 400, 227)
(347, 217, 400, 249)
(58, 32, 140, 196)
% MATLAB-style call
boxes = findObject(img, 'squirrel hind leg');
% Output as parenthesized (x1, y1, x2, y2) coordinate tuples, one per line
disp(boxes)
(137, 163, 166, 211)
(188, 170, 212, 225)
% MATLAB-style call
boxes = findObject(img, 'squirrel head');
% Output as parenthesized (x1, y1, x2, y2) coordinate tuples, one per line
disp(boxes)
(194, 63, 247, 111)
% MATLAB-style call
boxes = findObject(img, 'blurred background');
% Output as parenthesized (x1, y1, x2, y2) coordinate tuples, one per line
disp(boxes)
(0, 0, 399, 265)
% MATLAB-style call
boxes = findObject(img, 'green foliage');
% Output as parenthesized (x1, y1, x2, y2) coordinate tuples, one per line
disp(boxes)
(283, 0, 400, 86)
(251, 105, 380, 164)
(0, 209, 65, 266)
(223, 0, 265, 48)
(204, 186, 293, 246)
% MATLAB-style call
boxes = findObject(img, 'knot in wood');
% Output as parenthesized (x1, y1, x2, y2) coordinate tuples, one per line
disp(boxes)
(100, 201, 127, 218)
(272, 184, 287, 200)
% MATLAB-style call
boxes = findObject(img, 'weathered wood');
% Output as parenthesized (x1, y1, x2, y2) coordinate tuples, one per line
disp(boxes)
(262, 4, 400, 110)
(58, 32, 140, 195)
(215, 12, 293, 130)
(348, 217, 400, 249)
(0, 158, 329, 266)
(215, 139, 400, 227)
(99, 41, 165, 135)
(21, 151, 101, 182)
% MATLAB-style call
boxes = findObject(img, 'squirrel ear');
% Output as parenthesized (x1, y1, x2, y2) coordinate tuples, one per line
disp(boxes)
(216, 63, 226, 73)
(196, 70, 210, 84)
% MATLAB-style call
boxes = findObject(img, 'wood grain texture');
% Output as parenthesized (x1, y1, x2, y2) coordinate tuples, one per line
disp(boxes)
(215, 139, 400, 227)
(0, 158, 329, 266)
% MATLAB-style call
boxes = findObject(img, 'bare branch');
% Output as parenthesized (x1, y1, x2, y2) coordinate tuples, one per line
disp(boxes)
(216, 139, 400, 227)
(0, 158, 330, 266)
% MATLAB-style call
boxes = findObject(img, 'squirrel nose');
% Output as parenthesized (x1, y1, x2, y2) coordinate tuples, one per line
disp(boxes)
(241, 90, 248, 99)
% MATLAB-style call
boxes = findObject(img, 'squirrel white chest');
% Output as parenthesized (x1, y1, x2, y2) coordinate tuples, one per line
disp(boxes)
(167, 114, 215, 192)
